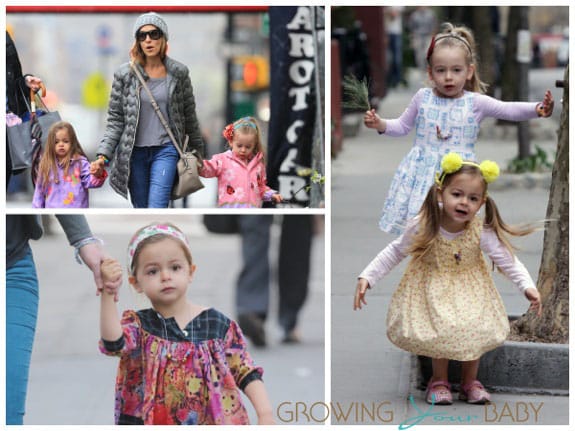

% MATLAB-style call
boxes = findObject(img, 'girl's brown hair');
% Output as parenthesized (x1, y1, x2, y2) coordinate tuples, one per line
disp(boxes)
(427, 22, 488, 94)
(37, 121, 87, 186)
(409, 164, 537, 259)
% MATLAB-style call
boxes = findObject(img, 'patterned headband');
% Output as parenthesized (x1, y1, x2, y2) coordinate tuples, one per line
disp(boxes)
(233, 117, 257, 130)
(435, 152, 499, 187)
(127, 224, 190, 272)
(427, 33, 473, 62)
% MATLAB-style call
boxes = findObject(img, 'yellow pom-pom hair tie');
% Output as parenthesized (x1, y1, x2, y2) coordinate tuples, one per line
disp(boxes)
(436, 152, 500, 186)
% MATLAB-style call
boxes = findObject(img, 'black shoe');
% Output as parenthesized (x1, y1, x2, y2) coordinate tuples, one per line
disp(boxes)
(238, 313, 266, 347)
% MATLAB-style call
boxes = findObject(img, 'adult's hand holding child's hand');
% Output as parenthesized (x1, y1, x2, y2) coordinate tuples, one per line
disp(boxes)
(90, 159, 105, 177)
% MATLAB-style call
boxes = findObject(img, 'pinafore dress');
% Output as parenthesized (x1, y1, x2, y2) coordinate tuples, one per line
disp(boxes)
(380, 89, 478, 234)
(386, 217, 509, 361)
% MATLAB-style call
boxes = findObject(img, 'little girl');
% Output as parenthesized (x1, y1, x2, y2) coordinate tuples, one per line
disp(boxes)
(32, 121, 107, 208)
(199, 116, 282, 207)
(99, 223, 275, 425)
(354, 152, 542, 405)
(364, 22, 554, 234)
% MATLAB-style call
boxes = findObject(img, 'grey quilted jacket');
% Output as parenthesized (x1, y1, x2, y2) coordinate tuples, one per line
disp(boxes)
(97, 57, 203, 199)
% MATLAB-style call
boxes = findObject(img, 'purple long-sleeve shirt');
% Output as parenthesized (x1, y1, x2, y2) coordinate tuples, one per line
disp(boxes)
(32, 156, 107, 208)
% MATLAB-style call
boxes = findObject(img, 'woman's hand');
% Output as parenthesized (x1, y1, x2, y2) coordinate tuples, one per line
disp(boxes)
(24, 75, 43, 92)
(524, 287, 542, 317)
(537, 90, 554, 117)
(363, 109, 385, 132)
(272, 193, 283, 204)
(77, 241, 106, 295)
(353, 278, 371, 310)
(90, 158, 106, 177)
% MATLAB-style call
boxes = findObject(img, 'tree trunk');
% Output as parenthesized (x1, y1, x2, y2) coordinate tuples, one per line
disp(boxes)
(511, 65, 569, 343)
(500, 7, 520, 102)
(472, 7, 496, 96)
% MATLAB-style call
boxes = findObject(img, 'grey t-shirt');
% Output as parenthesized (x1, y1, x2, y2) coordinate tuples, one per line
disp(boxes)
(135, 77, 170, 147)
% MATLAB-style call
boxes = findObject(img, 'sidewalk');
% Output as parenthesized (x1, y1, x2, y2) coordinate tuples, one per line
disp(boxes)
(24, 214, 325, 425)
(330, 67, 568, 426)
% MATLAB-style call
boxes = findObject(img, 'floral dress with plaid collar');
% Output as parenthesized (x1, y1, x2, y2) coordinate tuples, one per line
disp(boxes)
(100, 308, 263, 425)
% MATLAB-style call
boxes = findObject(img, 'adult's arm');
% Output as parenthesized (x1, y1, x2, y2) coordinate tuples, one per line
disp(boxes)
(97, 65, 129, 159)
(180, 66, 204, 156)
(55, 215, 106, 294)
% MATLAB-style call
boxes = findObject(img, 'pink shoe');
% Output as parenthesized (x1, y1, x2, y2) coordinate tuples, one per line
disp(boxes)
(425, 380, 453, 405)
(459, 380, 491, 404)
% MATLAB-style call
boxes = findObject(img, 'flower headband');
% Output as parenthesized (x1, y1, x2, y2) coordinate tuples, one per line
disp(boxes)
(427, 33, 473, 63)
(127, 223, 190, 272)
(435, 152, 499, 187)
(222, 117, 257, 142)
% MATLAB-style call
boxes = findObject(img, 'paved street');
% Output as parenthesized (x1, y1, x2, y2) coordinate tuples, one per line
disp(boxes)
(24, 214, 325, 425)
(331, 67, 569, 426)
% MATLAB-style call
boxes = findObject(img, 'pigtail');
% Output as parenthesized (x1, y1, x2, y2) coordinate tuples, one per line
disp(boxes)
(452, 25, 488, 94)
(484, 195, 539, 256)
(408, 185, 442, 259)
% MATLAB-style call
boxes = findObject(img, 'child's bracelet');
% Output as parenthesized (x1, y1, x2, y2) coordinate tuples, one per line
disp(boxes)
(97, 154, 110, 166)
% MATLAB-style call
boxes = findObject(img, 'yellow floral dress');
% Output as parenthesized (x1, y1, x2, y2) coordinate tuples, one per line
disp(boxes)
(99, 308, 262, 425)
(386, 217, 509, 361)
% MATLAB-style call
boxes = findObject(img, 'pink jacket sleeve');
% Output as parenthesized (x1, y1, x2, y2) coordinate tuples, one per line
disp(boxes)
(198, 154, 224, 178)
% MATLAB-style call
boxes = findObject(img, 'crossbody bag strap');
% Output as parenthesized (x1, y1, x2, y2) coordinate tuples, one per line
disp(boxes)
(130, 61, 186, 158)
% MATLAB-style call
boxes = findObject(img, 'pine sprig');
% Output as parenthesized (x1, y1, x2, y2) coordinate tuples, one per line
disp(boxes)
(341, 74, 370, 112)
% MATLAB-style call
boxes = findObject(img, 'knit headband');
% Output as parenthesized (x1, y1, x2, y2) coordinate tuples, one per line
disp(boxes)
(435, 152, 499, 187)
(127, 224, 190, 272)
(427, 33, 473, 62)
(233, 117, 257, 130)
(222, 117, 257, 142)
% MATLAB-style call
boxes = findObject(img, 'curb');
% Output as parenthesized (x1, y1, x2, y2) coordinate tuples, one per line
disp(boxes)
(417, 340, 568, 395)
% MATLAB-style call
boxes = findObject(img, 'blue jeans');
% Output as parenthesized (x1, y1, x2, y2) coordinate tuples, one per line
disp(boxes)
(387, 33, 403, 87)
(128, 144, 179, 208)
(6, 248, 39, 425)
